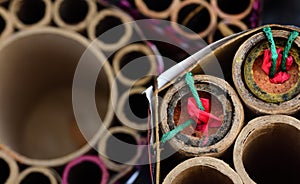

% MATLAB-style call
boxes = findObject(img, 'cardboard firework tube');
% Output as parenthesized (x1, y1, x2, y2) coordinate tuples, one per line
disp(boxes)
(17, 167, 60, 184)
(0, 151, 18, 184)
(112, 43, 157, 87)
(211, 0, 255, 20)
(208, 19, 248, 44)
(62, 155, 109, 184)
(234, 115, 300, 184)
(116, 87, 149, 131)
(53, 0, 97, 32)
(134, 0, 180, 19)
(0, 28, 115, 167)
(9, 0, 52, 29)
(0, 7, 13, 40)
(232, 29, 300, 115)
(170, 0, 217, 39)
(98, 126, 143, 172)
(87, 8, 133, 52)
(163, 156, 243, 184)
(160, 75, 244, 157)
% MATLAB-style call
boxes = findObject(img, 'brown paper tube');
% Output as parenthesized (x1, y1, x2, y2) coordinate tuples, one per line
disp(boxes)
(134, 0, 180, 19)
(160, 75, 244, 157)
(17, 167, 60, 184)
(0, 28, 115, 167)
(53, 0, 97, 32)
(170, 0, 217, 39)
(0, 150, 18, 184)
(234, 115, 300, 184)
(98, 126, 143, 172)
(232, 29, 300, 115)
(9, 0, 52, 29)
(112, 43, 157, 86)
(211, 0, 255, 20)
(87, 8, 133, 52)
(116, 87, 149, 131)
(0, 7, 13, 40)
(208, 19, 248, 44)
(163, 156, 243, 184)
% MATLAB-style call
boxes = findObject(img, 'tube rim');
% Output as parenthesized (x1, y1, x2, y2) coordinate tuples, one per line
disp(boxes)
(9, 0, 52, 29)
(17, 167, 59, 184)
(211, 0, 255, 20)
(160, 75, 244, 157)
(233, 115, 300, 184)
(53, 0, 97, 32)
(0, 7, 13, 40)
(170, 0, 217, 39)
(87, 8, 133, 52)
(0, 150, 18, 184)
(163, 156, 243, 184)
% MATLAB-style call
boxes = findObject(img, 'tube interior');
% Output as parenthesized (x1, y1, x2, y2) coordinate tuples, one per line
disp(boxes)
(124, 92, 149, 125)
(68, 161, 102, 184)
(0, 158, 9, 184)
(17, 0, 46, 25)
(170, 165, 233, 184)
(119, 51, 151, 81)
(20, 172, 51, 184)
(0, 15, 5, 34)
(106, 132, 137, 164)
(59, 0, 88, 24)
(142, 0, 174, 12)
(0, 32, 110, 160)
(95, 16, 125, 44)
(177, 4, 211, 34)
(217, 0, 251, 14)
(242, 123, 300, 183)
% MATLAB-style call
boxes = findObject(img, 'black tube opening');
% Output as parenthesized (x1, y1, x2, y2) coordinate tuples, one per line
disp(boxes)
(0, 158, 9, 184)
(17, 0, 46, 25)
(68, 161, 102, 184)
(59, 0, 88, 24)
(96, 16, 125, 44)
(217, 0, 251, 14)
(0, 15, 5, 34)
(142, 0, 174, 12)
(177, 4, 211, 34)
(106, 132, 137, 164)
(20, 172, 51, 184)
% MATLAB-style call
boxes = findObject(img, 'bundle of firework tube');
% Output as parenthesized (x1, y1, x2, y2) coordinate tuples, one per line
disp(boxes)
(145, 24, 300, 183)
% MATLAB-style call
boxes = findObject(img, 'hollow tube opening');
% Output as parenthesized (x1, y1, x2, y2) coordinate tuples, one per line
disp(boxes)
(242, 123, 300, 183)
(142, 0, 174, 12)
(59, 0, 88, 24)
(20, 172, 51, 184)
(95, 16, 125, 44)
(0, 158, 9, 184)
(67, 161, 102, 184)
(17, 0, 46, 25)
(217, 0, 251, 15)
(177, 4, 211, 34)
(106, 132, 138, 164)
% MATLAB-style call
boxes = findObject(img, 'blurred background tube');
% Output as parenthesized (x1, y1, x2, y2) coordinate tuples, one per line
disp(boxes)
(53, 0, 97, 32)
(9, 0, 52, 29)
